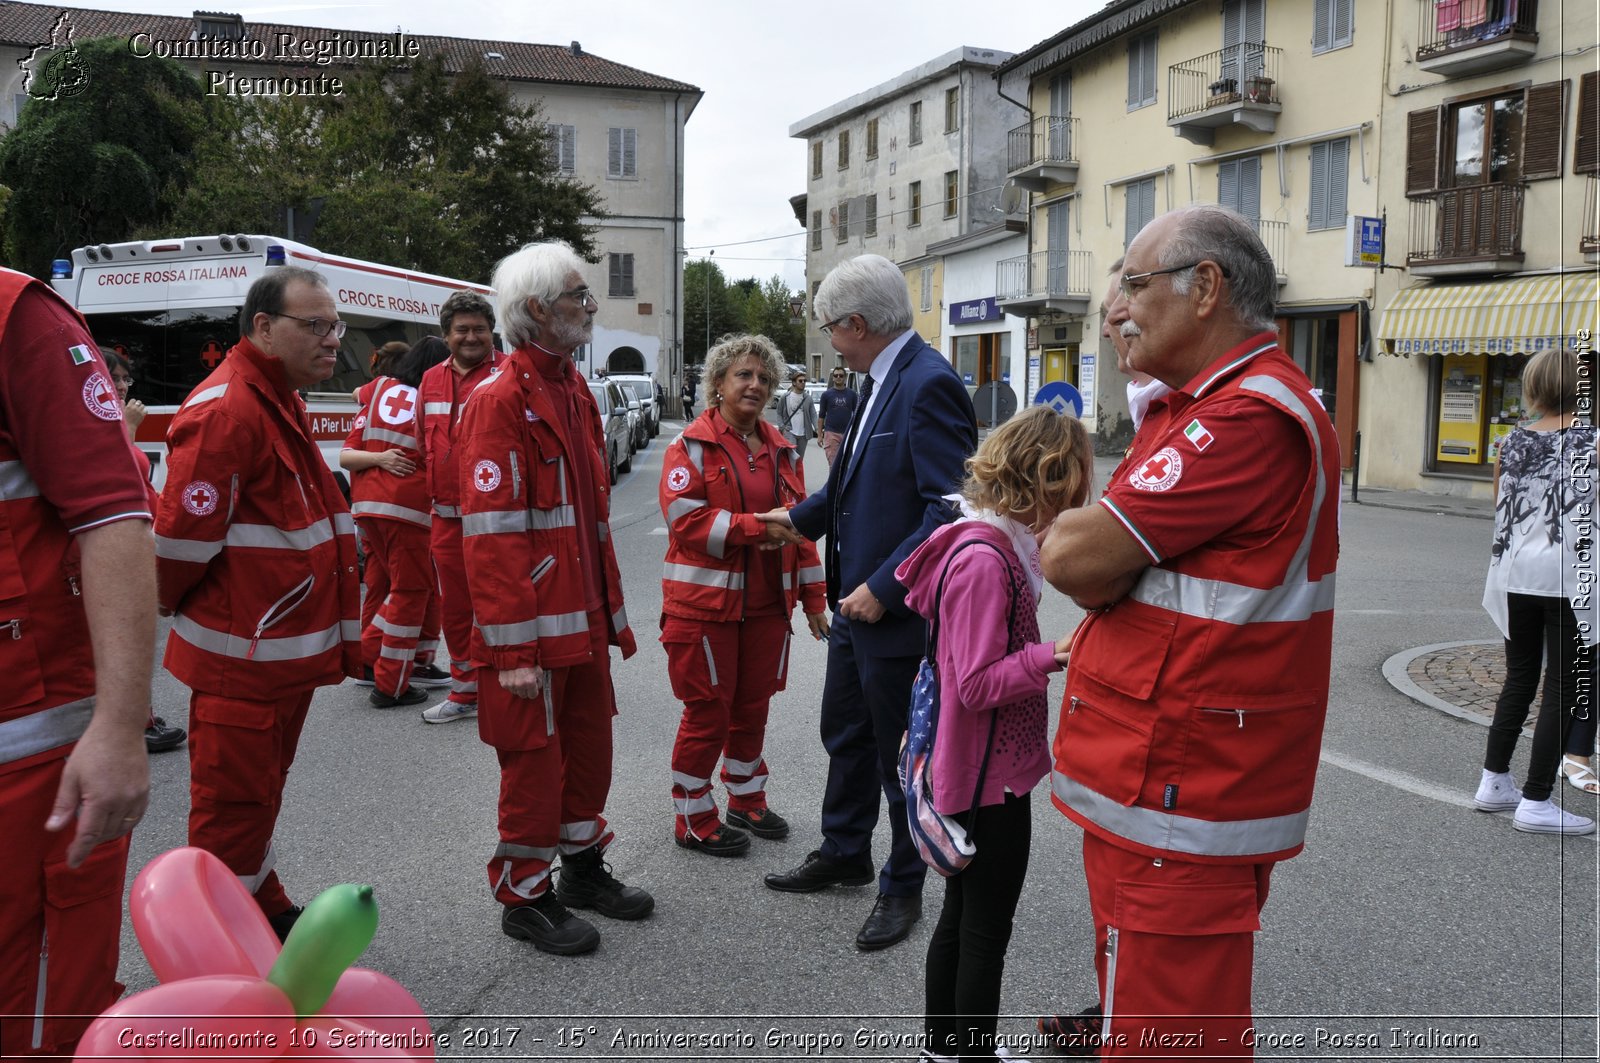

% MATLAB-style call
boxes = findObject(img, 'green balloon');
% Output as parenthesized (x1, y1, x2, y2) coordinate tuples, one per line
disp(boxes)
(266, 884, 378, 1018)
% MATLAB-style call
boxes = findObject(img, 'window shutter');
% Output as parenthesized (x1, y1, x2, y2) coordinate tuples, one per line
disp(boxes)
(1335, 0, 1353, 47)
(865, 194, 878, 236)
(1240, 155, 1260, 221)
(1523, 81, 1568, 180)
(1218, 160, 1240, 214)
(1406, 107, 1440, 195)
(1127, 37, 1140, 106)
(608, 128, 621, 176)
(1327, 138, 1348, 229)
(1125, 183, 1140, 247)
(1308, 143, 1328, 230)
(624, 129, 637, 177)
(1577, 72, 1600, 175)
(1313, 0, 1331, 50)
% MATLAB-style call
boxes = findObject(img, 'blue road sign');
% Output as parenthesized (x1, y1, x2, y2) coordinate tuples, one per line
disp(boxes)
(1034, 381, 1083, 418)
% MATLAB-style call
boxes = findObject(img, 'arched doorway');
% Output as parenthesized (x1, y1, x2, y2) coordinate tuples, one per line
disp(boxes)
(607, 346, 645, 374)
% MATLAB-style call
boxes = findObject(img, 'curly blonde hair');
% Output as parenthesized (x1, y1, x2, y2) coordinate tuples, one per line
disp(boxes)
(704, 333, 785, 404)
(961, 406, 1093, 527)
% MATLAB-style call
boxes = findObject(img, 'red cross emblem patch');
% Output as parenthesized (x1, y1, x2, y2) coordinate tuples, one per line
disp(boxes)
(377, 383, 419, 426)
(182, 480, 219, 516)
(81, 372, 122, 422)
(473, 459, 502, 492)
(1129, 447, 1183, 492)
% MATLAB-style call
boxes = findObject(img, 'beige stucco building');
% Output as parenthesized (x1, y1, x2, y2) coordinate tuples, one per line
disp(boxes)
(1365, 0, 1597, 496)
(995, 0, 1384, 457)
(0, 1, 702, 384)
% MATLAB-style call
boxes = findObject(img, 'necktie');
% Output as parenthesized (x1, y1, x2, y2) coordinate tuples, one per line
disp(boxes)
(841, 374, 875, 463)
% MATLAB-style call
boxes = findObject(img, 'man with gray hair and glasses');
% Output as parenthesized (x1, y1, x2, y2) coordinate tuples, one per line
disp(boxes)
(454, 241, 651, 956)
(156, 266, 362, 942)
(759, 254, 975, 953)
(1035, 205, 1339, 1058)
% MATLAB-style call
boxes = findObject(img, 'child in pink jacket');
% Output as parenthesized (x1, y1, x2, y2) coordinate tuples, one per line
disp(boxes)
(895, 406, 1093, 1062)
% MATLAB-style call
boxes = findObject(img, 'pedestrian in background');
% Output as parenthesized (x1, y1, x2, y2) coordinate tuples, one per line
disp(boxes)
(895, 406, 1089, 1063)
(659, 334, 828, 857)
(681, 378, 696, 420)
(759, 253, 977, 954)
(1475, 347, 1598, 833)
(156, 267, 362, 941)
(816, 367, 858, 466)
(776, 369, 817, 462)
(1039, 205, 1339, 1059)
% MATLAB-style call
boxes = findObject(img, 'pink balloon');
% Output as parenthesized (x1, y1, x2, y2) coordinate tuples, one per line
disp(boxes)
(287, 1017, 433, 1062)
(132, 848, 280, 983)
(322, 969, 431, 1052)
(75, 975, 294, 1063)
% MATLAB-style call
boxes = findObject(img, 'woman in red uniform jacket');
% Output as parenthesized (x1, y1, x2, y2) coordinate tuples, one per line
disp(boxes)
(658, 334, 828, 856)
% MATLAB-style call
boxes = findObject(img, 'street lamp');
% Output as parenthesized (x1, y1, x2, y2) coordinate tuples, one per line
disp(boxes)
(704, 249, 714, 361)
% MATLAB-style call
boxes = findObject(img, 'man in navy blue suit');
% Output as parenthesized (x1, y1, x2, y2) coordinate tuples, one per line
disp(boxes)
(758, 255, 976, 951)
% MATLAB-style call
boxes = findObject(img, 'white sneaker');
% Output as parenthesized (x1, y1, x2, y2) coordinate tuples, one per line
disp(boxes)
(421, 700, 478, 725)
(1473, 770, 1521, 812)
(1512, 798, 1597, 835)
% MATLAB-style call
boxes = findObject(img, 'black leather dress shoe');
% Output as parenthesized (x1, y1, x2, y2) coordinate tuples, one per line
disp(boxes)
(763, 848, 874, 893)
(855, 893, 921, 951)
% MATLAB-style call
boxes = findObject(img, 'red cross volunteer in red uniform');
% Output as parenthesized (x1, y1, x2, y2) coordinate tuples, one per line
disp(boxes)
(456, 241, 652, 957)
(155, 267, 361, 940)
(417, 290, 504, 724)
(342, 336, 451, 706)
(1038, 206, 1339, 1060)
(0, 268, 156, 1057)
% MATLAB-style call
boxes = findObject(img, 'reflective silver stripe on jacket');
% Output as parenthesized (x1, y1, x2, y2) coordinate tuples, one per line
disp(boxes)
(350, 501, 432, 526)
(1127, 373, 1335, 625)
(155, 534, 225, 564)
(173, 614, 348, 662)
(705, 510, 733, 559)
(423, 402, 453, 416)
(228, 518, 342, 552)
(667, 496, 706, 522)
(0, 461, 39, 500)
(361, 426, 420, 450)
(682, 439, 704, 472)
(461, 506, 578, 538)
(662, 562, 746, 591)
(611, 605, 628, 635)
(185, 382, 229, 408)
(1053, 770, 1310, 858)
(479, 609, 589, 647)
(799, 564, 824, 585)
(373, 615, 424, 639)
(0, 698, 93, 765)
(433, 503, 460, 518)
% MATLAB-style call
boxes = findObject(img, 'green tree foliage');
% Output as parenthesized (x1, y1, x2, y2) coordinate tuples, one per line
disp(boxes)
(0, 37, 205, 275)
(163, 56, 604, 282)
(683, 259, 805, 368)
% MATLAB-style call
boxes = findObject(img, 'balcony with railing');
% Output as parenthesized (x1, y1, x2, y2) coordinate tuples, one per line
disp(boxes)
(996, 250, 1093, 317)
(1407, 183, 1525, 275)
(1167, 43, 1282, 146)
(1006, 115, 1079, 192)
(1416, 0, 1538, 77)
(1255, 219, 1289, 286)
(1583, 175, 1600, 263)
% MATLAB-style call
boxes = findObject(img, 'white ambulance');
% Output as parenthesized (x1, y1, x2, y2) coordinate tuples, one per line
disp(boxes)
(49, 234, 493, 489)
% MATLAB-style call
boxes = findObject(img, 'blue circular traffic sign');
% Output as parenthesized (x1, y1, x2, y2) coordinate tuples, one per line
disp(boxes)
(1034, 381, 1083, 418)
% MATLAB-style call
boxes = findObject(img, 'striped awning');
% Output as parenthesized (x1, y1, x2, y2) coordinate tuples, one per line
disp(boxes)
(1378, 272, 1598, 356)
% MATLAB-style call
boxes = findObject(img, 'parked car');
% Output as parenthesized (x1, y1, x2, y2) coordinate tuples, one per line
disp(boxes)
(608, 375, 660, 437)
(624, 393, 648, 450)
(587, 380, 633, 483)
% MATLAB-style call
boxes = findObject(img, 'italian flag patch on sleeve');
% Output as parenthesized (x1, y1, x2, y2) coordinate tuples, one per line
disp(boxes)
(1183, 418, 1214, 452)
(68, 344, 94, 366)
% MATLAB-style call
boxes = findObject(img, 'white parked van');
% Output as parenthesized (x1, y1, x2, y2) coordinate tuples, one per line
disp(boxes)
(49, 234, 493, 489)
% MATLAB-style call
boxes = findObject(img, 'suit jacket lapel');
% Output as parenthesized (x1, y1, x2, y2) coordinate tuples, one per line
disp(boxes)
(840, 338, 915, 492)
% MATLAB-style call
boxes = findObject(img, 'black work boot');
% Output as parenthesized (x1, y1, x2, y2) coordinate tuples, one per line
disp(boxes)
(554, 845, 655, 920)
(501, 893, 600, 956)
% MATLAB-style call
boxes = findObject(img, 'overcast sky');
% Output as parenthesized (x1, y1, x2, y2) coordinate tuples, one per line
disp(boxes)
(48, 0, 1106, 290)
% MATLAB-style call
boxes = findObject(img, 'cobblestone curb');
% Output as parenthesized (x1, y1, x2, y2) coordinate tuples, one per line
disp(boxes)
(1382, 639, 1505, 728)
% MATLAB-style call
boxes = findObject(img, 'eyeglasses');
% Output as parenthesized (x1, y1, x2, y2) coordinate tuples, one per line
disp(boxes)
(111, 375, 134, 386)
(1118, 261, 1231, 299)
(819, 315, 851, 336)
(274, 313, 347, 339)
(560, 286, 598, 307)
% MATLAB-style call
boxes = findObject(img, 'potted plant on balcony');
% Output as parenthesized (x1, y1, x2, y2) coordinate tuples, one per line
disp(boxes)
(1208, 76, 1238, 99)
(1245, 75, 1274, 103)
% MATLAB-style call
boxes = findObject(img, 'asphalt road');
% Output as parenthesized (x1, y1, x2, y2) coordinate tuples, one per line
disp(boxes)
(121, 422, 1598, 1062)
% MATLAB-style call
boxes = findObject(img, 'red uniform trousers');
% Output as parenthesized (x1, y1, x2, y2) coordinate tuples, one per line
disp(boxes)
(187, 689, 315, 919)
(663, 614, 789, 841)
(483, 609, 617, 905)
(356, 517, 436, 696)
(1084, 832, 1273, 1061)
(0, 758, 129, 1057)
(430, 515, 477, 707)
(360, 527, 440, 677)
